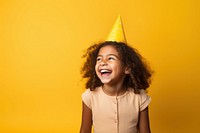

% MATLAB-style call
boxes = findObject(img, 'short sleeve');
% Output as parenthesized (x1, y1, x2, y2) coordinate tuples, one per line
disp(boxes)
(139, 91, 151, 111)
(82, 89, 92, 109)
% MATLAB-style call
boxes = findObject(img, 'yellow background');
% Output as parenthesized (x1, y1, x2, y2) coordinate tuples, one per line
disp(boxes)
(0, 0, 200, 132)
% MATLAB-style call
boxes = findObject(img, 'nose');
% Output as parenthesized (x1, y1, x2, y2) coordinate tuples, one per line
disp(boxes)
(100, 59, 107, 66)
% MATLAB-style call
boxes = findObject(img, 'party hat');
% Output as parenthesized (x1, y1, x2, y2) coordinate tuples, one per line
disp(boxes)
(106, 15, 127, 43)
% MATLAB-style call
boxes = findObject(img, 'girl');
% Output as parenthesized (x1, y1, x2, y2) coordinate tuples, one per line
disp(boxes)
(80, 41, 152, 133)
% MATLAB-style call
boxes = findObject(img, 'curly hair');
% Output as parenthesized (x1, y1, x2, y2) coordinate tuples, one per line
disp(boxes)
(81, 41, 153, 94)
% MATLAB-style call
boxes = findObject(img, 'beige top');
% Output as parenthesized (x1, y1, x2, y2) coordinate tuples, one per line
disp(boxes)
(82, 86, 151, 133)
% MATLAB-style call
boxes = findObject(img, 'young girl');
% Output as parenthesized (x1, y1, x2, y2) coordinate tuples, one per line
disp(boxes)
(80, 16, 152, 133)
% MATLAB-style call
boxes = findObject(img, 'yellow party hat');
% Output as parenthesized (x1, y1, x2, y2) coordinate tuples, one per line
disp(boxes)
(106, 15, 127, 43)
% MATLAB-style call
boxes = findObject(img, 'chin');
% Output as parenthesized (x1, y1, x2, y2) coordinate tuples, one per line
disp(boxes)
(100, 79, 112, 84)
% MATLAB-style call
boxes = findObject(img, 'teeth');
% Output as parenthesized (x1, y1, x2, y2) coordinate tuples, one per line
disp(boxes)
(100, 69, 110, 73)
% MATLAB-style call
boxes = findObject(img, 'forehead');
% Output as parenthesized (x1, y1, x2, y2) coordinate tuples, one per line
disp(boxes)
(98, 45, 119, 55)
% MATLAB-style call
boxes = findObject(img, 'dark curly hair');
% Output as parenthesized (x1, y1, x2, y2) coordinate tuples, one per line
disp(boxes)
(81, 41, 153, 94)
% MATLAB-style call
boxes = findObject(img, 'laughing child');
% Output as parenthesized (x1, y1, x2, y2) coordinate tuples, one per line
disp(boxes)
(80, 16, 153, 133)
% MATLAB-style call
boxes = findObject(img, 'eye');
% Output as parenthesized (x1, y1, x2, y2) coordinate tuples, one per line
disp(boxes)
(96, 57, 102, 62)
(108, 57, 115, 60)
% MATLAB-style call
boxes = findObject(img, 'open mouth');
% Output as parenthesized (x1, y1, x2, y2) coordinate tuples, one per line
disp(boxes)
(100, 69, 112, 76)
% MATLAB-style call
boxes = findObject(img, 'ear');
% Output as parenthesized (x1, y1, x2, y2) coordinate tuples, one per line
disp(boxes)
(125, 67, 131, 74)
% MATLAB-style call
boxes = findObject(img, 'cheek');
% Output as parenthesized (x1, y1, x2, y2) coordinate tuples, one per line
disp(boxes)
(95, 64, 99, 73)
(111, 62, 120, 69)
(112, 64, 125, 74)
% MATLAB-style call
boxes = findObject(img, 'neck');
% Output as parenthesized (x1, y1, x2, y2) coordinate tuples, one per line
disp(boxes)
(102, 83, 127, 96)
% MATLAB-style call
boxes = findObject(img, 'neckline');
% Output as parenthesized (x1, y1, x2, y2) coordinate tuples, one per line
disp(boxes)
(99, 86, 129, 99)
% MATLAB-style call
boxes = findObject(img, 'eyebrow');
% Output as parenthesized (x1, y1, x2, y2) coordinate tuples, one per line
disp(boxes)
(97, 54, 119, 58)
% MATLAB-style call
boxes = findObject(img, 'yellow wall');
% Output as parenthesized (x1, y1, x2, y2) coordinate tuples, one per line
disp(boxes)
(0, 0, 199, 132)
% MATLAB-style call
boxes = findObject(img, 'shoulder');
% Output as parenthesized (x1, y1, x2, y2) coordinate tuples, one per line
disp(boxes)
(133, 89, 151, 101)
(82, 87, 101, 97)
(81, 87, 102, 109)
(128, 88, 150, 97)
(82, 87, 102, 101)
(127, 88, 151, 111)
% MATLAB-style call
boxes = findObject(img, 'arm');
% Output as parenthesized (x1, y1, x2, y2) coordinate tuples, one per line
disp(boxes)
(80, 101, 92, 133)
(138, 107, 151, 133)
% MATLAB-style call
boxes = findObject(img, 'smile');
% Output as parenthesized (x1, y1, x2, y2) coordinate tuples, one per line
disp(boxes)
(99, 69, 112, 77)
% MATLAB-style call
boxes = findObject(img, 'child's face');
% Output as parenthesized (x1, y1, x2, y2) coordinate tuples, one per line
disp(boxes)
(95, 45, 127, 86)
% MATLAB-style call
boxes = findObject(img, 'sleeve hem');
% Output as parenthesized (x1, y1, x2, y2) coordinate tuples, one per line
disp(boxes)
(82, 89, 92, 109)
(140, 96, 151, 111)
